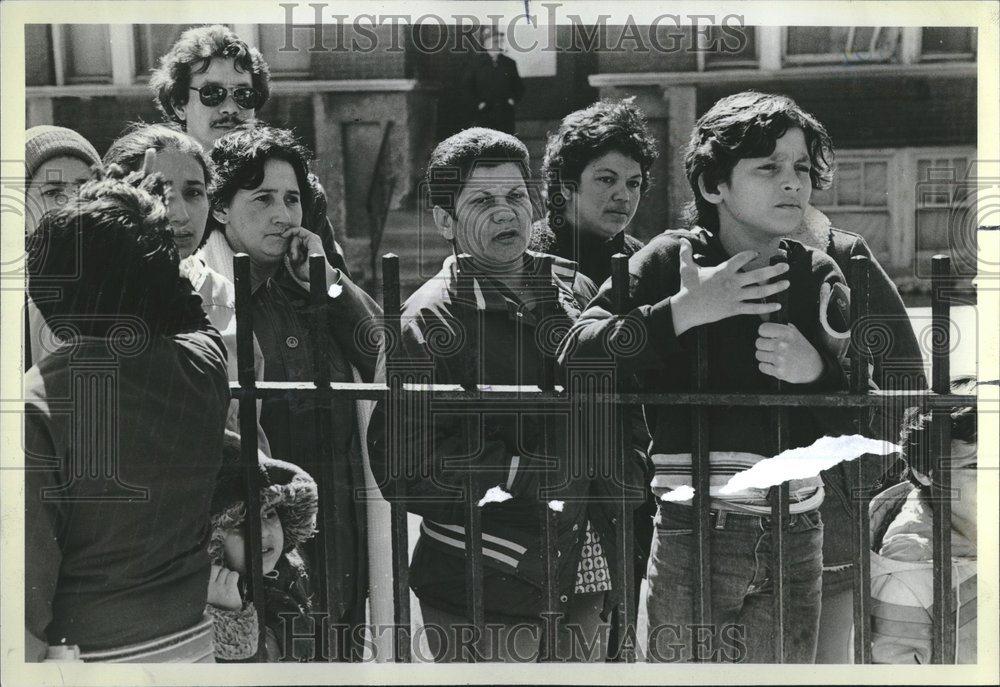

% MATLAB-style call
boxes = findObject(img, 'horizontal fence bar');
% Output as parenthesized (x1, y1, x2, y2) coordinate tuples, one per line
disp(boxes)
(228, 381, 977, 407)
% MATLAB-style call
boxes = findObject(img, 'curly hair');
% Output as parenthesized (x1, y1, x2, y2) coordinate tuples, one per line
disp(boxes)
(425, 127, 532, 215)
(148, 25, 271, 125)
(541, 98, 658, 229)
(207, 126, 313, 233)
(27, 165, 206, 339)
(683, 91, 835, 233)
(900, 375, 978, 488)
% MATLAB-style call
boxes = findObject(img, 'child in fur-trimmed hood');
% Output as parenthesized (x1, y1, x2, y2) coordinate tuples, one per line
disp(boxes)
(206, 430, 319, 662)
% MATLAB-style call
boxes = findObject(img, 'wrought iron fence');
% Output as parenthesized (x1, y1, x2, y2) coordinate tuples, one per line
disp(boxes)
(230, 251, 974, 664)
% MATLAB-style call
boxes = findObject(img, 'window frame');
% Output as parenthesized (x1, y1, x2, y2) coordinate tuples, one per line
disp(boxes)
(781, 27, 901, 66)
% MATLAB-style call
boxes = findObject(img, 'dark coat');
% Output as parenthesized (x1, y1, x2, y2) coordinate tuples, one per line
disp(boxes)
(559, 227, 853, 462)
(198, 230, 381, 624)
(792, 208, 928, 591)
(465, 53, 524, 134)
(368, 252, 647, 620)
(25, 322, 230, 651)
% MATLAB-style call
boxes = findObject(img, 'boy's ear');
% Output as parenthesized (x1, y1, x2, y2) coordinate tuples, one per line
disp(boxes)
(212, 206, 229, 225)
(432, 205, 455, 241)
(697, 174, 724, 206)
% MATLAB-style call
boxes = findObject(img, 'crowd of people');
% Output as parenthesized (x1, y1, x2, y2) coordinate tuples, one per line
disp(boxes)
(22, 24, 977, 664)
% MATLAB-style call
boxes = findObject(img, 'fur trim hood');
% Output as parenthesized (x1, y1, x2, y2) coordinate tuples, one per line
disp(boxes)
(790, 204, 835, 253)
(208, 431, 319, 565)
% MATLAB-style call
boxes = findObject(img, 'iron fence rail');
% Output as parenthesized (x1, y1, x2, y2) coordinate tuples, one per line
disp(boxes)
(230, 251, 970, 664)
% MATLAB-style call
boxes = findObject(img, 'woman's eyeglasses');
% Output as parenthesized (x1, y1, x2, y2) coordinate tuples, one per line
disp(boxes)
(189, 84, 262, 110)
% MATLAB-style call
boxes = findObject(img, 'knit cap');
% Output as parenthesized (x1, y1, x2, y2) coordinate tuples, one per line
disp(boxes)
(25, 125, 101, 181)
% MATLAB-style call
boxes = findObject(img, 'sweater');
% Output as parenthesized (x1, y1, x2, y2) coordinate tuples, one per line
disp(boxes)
(558, 226, 853, 508)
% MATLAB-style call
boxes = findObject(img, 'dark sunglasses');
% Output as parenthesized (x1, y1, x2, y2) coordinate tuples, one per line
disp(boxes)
(189, 84, 261, 110)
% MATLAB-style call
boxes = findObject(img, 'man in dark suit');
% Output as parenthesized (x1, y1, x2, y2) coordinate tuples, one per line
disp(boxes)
(465, 27, 525, 135)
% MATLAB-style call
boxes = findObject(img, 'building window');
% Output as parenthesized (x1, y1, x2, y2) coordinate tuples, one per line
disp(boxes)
(784, 27, 901, 65)
(133, 25, 209, 79)
(920, 27, 976, 61)
(257, 24, 313, 78)
(811, 155, 892, 254)
(25, 25, 56, 86)
(62, 25, 113, 83)
(915, 153, 975, 275)
(703, 26, 757, 70)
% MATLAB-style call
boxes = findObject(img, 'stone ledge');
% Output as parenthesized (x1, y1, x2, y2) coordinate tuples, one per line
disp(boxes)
(26, 79, 438, 99)
(590, 61, 977, 89)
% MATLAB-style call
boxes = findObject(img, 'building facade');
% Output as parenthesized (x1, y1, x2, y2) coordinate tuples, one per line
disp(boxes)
(26, 24, 977, 296)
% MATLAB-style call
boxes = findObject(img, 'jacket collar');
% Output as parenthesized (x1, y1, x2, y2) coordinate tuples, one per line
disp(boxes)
(790, 204, 834, 252)
(436, 251, 580, 316)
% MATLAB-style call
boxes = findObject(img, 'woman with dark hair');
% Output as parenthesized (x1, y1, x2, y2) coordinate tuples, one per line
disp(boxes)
(531, 98, 659, 286)
(199, 125, 381, 661)
(25, 168, 229, 662)
(530, 100, 660, 648)
(104, 124, 270, 454)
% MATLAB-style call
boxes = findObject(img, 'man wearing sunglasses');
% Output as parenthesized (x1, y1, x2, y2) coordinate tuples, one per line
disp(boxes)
(150, 25, 268, 152)
(150, 25, 349, 274)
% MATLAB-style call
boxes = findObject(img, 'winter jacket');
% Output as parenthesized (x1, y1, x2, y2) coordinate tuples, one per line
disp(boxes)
(866, 482, 976, 664)
(529, 217, 647, 288)
(529, 217, 656, 584)
(367, 252, 647, 620)
(180, 254, 271, 456)
(558, 226, 854, 507)
(792, 206, 928, 590)
(25, 320, 229, 652)
(198, 229, 381, 622)
(207, 450, 320, 662)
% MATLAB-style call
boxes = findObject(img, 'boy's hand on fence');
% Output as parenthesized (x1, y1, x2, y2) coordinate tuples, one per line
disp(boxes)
(284, 225, 328, 284)
(206, 564, 243, 611)
(755, 322, 824, 384)
(669, 238, 790, 335)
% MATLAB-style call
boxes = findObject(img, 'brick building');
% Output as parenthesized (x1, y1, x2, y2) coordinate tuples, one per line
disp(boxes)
(25, 24, 976, 297)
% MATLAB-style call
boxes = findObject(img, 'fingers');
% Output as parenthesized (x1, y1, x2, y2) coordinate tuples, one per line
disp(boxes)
(677, 238, 693, 268)
(755, 348, 779, 364)
(725, 249, 760, 272)
(755, 336, 778, 352)
(758, 322, 791, 338)
(736, 261, 790, 286)
(735, 301, 782, 316)
(740, 279, 790, 301)
(142, 147, 156, 174)
(758, 362, 780, 378)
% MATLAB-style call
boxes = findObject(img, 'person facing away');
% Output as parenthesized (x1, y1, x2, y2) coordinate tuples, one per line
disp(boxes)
(366, 127, 647, 661)
(148, 24, 349, 273)
(23, 125, 102, 369)
(465, 26, 524, 135)
(103, 123, 271, 456)
(205, 430, 319, 662)
(558, 91, 855, 663)
(199, 124, 381, 661)
(24, 166, 229, 663)
(866, 376, 978, 664)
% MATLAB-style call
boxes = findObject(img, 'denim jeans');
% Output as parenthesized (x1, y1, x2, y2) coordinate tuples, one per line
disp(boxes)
(645, 501, 824, 663)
